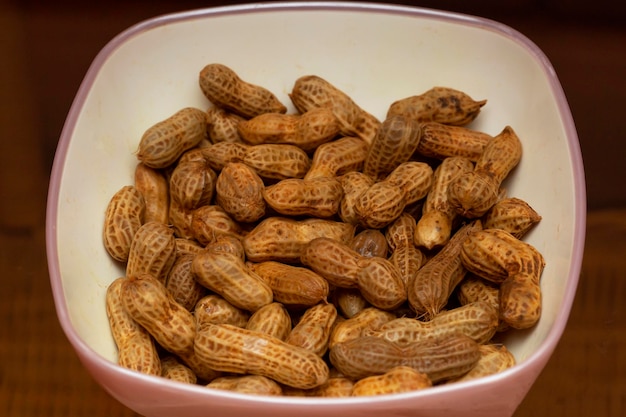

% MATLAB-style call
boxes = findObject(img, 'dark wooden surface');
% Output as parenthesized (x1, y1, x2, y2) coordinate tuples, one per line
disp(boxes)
(1, 1, 625, 416)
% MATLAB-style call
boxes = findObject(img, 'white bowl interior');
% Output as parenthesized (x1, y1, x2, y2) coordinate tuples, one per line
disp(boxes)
(49, 0, 584, 398)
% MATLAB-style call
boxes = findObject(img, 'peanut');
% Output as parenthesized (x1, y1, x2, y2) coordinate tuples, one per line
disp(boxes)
(263, 177, 343, 218)
(103, 185, 145, 263)
(194, 323, 330, 389)
(363, 114, 421, 181)
(174, 237, 204, 257)
(387, 87, 486, 126)
(351, 229, 388, 258)
(448, 344, 516, 383)
(448, 126, 522, 218)
(215, 162, 266, 223)
(247, 261, 329, 307)
(304, 136, 369, 180)
(160, 355, 197, 384)
(383, 161, 434, 206)
(407, 220, 482, 319)
(414, 156, 474, 250)
(338, 171, 374, 225)
(246, 302, 292, 341)
(190, 204, 244, 246)
(286, 303, 338, 357)
(291, 377, 355, 397)
(168, 198, 194, 240)
(125, 221, 177, 285)
(105, 277, 161, 376)
(329, 333, 480, 383)
(205, 106, 245, 143)
(134, 163, 169, 224)
(207, 375, 283, 396)
(456, 273, 509, 332)
(238, 108, 340, 151)
(136, 107, 207, 169)
(385, 213, 427, 285)
(243, 143, 311, 180)
(483, 197, 542, 238)
(332, 288, 371, 319)
(168, 159, 216, 211)
(329, 307, 396, 349)
(290, 75, 381, 145)
(194, 294, 250, 328)
(351, 366, 432, 396)
(416, 122, 493, 161)
(202, 141, 248, 171)
(165, 253, 206, 311)
(243, 216, 355, 263)
(205, 234, 246, 260)
(199, 63, 287, 118)
(354, 181, 406, 229)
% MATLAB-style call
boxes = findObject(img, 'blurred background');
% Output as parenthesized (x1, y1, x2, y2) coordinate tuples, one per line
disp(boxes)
(1, 0, 624, 416)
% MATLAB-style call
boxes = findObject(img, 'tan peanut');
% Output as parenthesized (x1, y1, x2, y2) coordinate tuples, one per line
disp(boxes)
(103, 185, 145, 262)
(286, 303, 338, 357)
(385, 213, 427, 286)
(207, 375, 283, 396)
(448, 126, 522, 218)
(332, 288, 371, 319)
(483, 197, 542, 238)
(192, 249, 273, 312)
(238, 108, 340, 151)
(126, 221, 177, 285)
(205, 106, 245, 143)
(457, 274, 508, 332)
(243, 216, 355, 263)
(165, 253, 206, 311)
(448, 344, 516, 383)
(329, 333, 480, 383)
(384, 161, 434, 206)
(205, 234, 246, 260)
(194, 323, 330, 389)
(304, 136, 369, 180)
(415, 122, 493, 161)
(354, 181, 406, 229)
(414, 156, 474, 250)
(351, 229, 388, 258)
(407, 220, 482, 319)
(243, 143, 311, 179)
(194, 294, 250, 328)
(202, 141, 248, 171)
(351, 366, 432, 396)
(371, 301, 499, 345)
(174, 237, 204, 257)
(246, 302, 292, 341)
(290, 75, 381, 145)
(160, 355, 197, 384)
(105, 277, 161, 376)
(215, 162, 266, 223)
(168, 159, 216, 211)
(136, 107, 208, 169)
(387, 87, 486, 126)
(338, 171, 374, 225)
(263, 177, 343, 218)
(363, 114, 421, 181)
(134, 163, 169, 224)
(190, 204, 244, 246)
(199, 63, 287, 118)
(301, 237, 406, 310)
(168, 198, 194, 240)
(329, 307, 396, 349)
(248, 261, 329, 307)
(461, 228, 545, 329)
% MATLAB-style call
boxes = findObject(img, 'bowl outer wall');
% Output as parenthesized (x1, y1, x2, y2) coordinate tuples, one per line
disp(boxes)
(46, 2, 586, 417)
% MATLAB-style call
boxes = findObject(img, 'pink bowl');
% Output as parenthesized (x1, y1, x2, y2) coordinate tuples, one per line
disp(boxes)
(46, 2, 586, 416)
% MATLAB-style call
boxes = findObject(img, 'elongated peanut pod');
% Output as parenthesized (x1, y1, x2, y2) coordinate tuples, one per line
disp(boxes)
(264, 177, 343, 218)
(243, 143, 311, 180)
(194, 324, 330, 389)
(125, 221, 177, 285)
(205, 107, 245, 144)
(165, 253, 207, 311)
(207, 375, 283, 396)
(352, 366, 432, 396)
(201, 141, 249, 171)
(329, 307, 396, 349)
(103, 185, 145, 262)
(160, 356, 197, 384)
(416, 122, 493, 161)
(483, 197, 542, 238)
(304, 136, 368, 180)
(194, 294, 250, 328)
(134, 163, 169, 224)
(246, 302, 292, 341)
(338, 171, 374, 225)
(286, 303, 338, 357)
(215, 162, 266, 223)
(199, 63, 286, 118)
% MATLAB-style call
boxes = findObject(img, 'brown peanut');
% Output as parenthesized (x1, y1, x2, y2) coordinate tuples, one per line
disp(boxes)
(125, 221, 177, 285)
(168, 199, 194, 240)
(194, 323, 330, 389)
(416, 122, 493, 161)
(202, 141, 248, 171)
(215, 162, 266, 223)
(168, 159, 216, 211)
(207, 375, 283, 396)
(263, 177, 343, 218)
(387, 87, 486, 126)
(190, 205, 244, 246)
(354, 181, 406, 229)
(448, 126, 523, 218)
(384, 161, 434, 206)
(106, 277, 161, 376)
(338, 171, 374, 225)
(351, 229, 388, 258)
(243, 143, 311, 179)
(407, 220, 482, 319)
(290, 75, 381, 145)
(243, 216, 355, 263)
(332, 288, 371, 319)
(103, 185, 145, 262)
(174, 237, 204, 257)
(205, 234, 246, 260)
(199, 63, 287, 118)
(304, 136, 369, 180)
(351, 366, 432, 396)
(286, 303, 338, 357)
(238, 108, 340, 151)
(165, 253, 206, 311)
(160, 356, 197, 384)
(194, 294, 250, 328)
(483, 197, 542, 238)
(414, 156, 474, 250)
(329, 307, 396, 349)
(246, 302, 292, 341)
(134, 163, 169, 224)
(205, 106, 245, 143)
(136, 107, 208, 169)
(385, 213, 427, 286)
(448, 344, 516, 383)
(457, 274, 508, 332)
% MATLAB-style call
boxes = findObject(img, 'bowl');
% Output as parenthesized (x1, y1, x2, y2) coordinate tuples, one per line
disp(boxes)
(46, 2, 586, 417)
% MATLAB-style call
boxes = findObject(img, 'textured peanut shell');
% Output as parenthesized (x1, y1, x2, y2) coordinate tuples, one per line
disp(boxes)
(483, 197, 542, 238)
(286, 303, 338, 357)
(165, 253, 206, 311)
(190, 204, 244, 246)
(205, 107, 245, 144)
(194, 294, 250, 328)
(263, 177, 343, 218)
(246, 302, 292, 341)
(351, 366, 432, 396)
(125, 221, 177, 285)
(134, 163, 169, 224)
(160, 356, 197, 384)
(207, 375, 283, 396)
(103, 185, 145, 263)
(338, 171, 374, 225)
(354, 181, 407, 229)
(215, 162, 266, 223)
(243, 143, 311, 179)
(304, 136, 368, 180)
(168, 159, 216, 211)
(416, 122, 492, 161)
(202, 141, 248, 171)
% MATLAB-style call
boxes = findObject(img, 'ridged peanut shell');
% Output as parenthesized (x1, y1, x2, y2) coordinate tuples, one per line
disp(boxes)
(125, 221, 176, 285)
(103, 185, 145, 262)
(215, 162, 266, 223)
(263, 177, 343, 218)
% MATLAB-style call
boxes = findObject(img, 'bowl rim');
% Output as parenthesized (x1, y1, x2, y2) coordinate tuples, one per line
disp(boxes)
(45, 0, 587, 405)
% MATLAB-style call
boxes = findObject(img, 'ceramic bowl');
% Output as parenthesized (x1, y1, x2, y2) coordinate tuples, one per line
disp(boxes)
(46, 2, 586, 417)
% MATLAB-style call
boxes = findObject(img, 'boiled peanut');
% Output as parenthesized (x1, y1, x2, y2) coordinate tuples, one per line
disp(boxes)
(448, 344, 516, 383)
(199, 63, 287, 118)
(383, 161, 434, 206)
(354, 181, 406, 229)
(207, 375, 283, 396)
(385, 213, 427, 285)
(174, 237, 204, 256)
(205, 106, 245, 143)
(103, 185, 145, 263)
(238, 108, 340, 151)
(243, 143, 311, 179)
(190, 204, 244, 246)
(194, 323, 330, 389)
(457, 274, 508, 332)
(304, 136, 368, 180)
(168, 198, 194, 239)
(416, 122, 493, 161)
(205, 234, 246, 260)
(134, 163, 169, 224)
(125, 221, 177, 285)
(329, 307, 396, 349)
(165, 253, 206, 311)
(483, 197, 542, 238)
(285, 377, 355, 397)
(351, 366, 432, 396)
(246, 302, 292, 341)
(387, 87, 486, 126)
(290, 75, 381, 145)
(168, 159, 216, 211)
(338, 171, 374, 225)
(106, 277, 161, 376)
(215, 162, 266, 223)
(263, 177, 343, 218)
(161, 355, 197, 384)
(332, 288, 371, 319)
(351, 229, 388, 258)
(136, 107, 207, 169)
(286, 303, 338, 357)
(202, 141, 248, 171)
(194, 294, 250, 328)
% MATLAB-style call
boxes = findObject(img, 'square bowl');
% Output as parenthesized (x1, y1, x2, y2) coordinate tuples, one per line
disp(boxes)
(46, 2, 586, 417)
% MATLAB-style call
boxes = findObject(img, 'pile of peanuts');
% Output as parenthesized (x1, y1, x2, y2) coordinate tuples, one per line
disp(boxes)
(103, 63, 545, 396)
